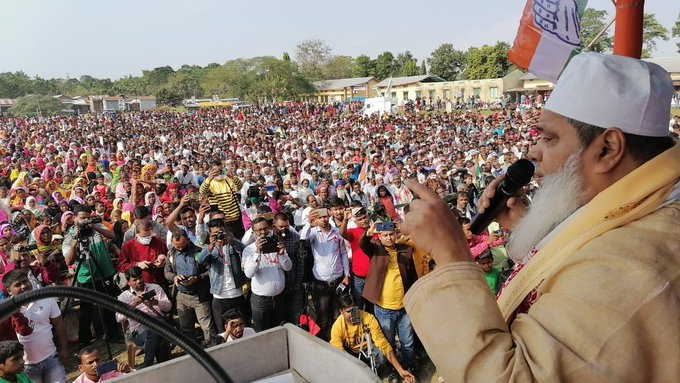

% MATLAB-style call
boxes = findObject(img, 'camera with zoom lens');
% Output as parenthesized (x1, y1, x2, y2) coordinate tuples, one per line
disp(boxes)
(18, 244, 38, 252)
(214, 232, 225, 241)
(78, 216, 103, 229)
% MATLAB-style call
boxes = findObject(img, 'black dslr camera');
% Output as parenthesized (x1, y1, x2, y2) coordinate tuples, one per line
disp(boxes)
(18, 244, 38, 252)
(77, 216, 103, 237)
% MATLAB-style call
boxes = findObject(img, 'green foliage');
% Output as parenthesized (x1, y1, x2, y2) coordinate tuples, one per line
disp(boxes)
(10, 94, 64, 116)
(352, 55, 376, 77)
(427, 44, 466, 81)
(395, 51, 419, 76)
(375, 51, 396, 80)
(323, 55, 354, 79)
(282, 52, 291, 62)
(580, 8, 613, 53)
(463, 42, 512, 80)
(0, 72, 35, 98)
(419, 60, 427, 75)
(642, 13, 669, 58)
(674, 14, 680, 54)
(156, 87, 183, 106)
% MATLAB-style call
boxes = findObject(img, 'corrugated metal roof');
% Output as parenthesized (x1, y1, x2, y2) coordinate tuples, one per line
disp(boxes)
(644, 56, 680, 73)
(315, 77, 374, 91)
(375, 75, 445, 87)
(0, 99, 14, 106)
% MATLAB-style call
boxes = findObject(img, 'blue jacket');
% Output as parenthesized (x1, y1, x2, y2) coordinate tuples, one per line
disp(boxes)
(198, 240, 248, 295)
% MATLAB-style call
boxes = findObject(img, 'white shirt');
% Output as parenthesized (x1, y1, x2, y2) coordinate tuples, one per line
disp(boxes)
(220, 327, 256, 342)
(19, 298, 61, 364)
(299, 224, 350, 282)
(242, 240, 292, 297)
(116, 283, 172, 333)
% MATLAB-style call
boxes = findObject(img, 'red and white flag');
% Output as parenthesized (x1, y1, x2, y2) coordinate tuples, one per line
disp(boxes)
(508, 0, 588, 82)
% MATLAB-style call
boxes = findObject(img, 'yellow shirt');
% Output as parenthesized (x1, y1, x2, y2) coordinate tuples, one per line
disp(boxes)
(396, 237, 430, 278)
(376, 247, 405, 310)
(330, 310, 393, 357)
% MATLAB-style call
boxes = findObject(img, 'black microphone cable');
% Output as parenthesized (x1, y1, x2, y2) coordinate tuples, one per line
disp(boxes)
(0, 286, 233, 383)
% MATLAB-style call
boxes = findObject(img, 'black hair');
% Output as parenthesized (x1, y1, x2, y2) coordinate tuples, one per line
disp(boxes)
(222, 308, 245, 323)
(273, 213, 289, 223)
(124, 266, 143, 280)
(251, 217, 269, 227)
(72, 204, 92, 215)
(77, 345, 100, 363)
(0, 341, 24, 363)
(2, 269, 27, 289)
(206, 219, 225, 229)
(133, 206, 150, 219)
(171, 228, 190, 240)
(338, 293, 356, 310)
(328, 196, 345, 208)
(458, 216, 471, 225)
(179, 207, 195, 216)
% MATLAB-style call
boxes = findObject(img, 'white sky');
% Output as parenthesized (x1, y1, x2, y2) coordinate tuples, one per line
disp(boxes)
(1, 0, 677, 79)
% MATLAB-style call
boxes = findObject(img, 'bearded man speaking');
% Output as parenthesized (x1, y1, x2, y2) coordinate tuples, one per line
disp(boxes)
(400, 52, 680, 382)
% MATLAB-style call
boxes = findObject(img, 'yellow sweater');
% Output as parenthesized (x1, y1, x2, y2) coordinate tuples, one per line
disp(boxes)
(330, 310, 393, 357)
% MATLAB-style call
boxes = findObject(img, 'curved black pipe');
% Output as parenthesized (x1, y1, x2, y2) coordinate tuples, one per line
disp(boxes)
(0, 286, 232, 383)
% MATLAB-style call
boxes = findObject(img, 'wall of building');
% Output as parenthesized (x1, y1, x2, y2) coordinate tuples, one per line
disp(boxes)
(375, 77, 505, 104)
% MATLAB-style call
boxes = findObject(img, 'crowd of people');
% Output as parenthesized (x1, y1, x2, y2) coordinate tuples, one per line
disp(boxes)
(0, 84, 677, 383)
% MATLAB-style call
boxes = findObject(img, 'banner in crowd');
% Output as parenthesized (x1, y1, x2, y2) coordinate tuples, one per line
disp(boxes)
(508, 0, 588, 83)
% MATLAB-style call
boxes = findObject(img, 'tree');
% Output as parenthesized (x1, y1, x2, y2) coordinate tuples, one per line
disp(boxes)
(352, 55, 376, 77)
(141, 66, 175, 93)
(10, 94, 63, 116)
(463, 42, 513, 80)
(419, 60, 427, 75)
(427, 44, 466, 81)
(395, 51, 419, 76)
(156, 87, 183, 106)
(166, 71, 202, 99)
(673, 13, 680, 54)
(642, 13, 669, 58)
(295, 38, 332, 81)
(282, 52, 291, 62)
(0, 72, 34, 98)
(374, 51, 396, 80)
(323, 55, 354, 79)
(580, 8, 613, 53)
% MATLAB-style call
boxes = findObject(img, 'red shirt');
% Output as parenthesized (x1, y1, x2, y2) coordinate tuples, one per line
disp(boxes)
(344, 228, 370, 278)
(117, 237, 168, 285)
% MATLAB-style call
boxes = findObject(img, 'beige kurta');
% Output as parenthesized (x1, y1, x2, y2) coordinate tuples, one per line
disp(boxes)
(405, 203, 680, 382)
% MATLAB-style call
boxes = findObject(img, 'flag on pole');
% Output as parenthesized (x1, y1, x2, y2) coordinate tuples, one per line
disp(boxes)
(508, 0, 588, 83)
(358, 158, 371, 184)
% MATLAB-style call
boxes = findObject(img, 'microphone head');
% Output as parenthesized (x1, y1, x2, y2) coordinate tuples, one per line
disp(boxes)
(504, 159, 535, 191)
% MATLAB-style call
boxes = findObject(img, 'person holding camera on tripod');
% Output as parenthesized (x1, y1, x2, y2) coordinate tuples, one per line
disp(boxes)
(330, 294, 415, 383)
(62, 204, 122, 349)
(116, 266, 171, 368)
(242, 217, 292, 332)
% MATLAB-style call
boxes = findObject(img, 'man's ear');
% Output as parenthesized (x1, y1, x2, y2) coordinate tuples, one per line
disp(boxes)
(591, 128, 626, 174)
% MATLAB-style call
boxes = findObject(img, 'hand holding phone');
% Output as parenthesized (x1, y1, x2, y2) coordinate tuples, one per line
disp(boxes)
(96, 360, 118, 376)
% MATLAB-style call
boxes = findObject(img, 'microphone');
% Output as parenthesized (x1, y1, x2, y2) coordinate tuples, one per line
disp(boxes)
(469, 159, 534, 235)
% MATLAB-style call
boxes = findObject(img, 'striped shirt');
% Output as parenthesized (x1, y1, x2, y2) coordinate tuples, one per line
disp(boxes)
(199, 177, 243, 221)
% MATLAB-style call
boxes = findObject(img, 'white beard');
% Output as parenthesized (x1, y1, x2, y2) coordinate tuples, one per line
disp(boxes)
(506, 152, 586, 262)
(337, 189, 347, 200)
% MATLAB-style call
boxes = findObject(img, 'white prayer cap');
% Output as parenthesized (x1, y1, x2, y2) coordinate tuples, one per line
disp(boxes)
(544, 52, 673, 137)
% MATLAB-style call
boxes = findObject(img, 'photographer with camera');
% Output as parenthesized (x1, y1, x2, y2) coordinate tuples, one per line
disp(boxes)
(164, 228, 216, 345)
(242, 217, 291, 332)
(3, 238, 61, 290)
(116, 266, 171, 368)
(198, 220, 249, 333)
(62, 204, 122, 348)
(330, 294, 414, 383)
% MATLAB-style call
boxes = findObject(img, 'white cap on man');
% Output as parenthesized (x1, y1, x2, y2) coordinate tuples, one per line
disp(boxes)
(544, 52, 673, 137)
